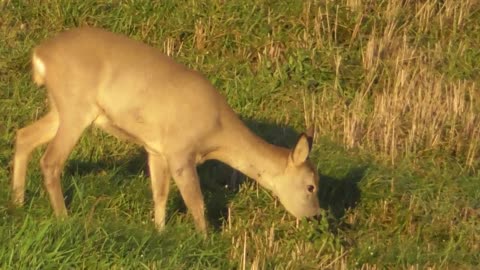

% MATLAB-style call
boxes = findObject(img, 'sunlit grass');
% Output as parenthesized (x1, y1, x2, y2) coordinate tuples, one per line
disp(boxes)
(0, 0, 479, 269)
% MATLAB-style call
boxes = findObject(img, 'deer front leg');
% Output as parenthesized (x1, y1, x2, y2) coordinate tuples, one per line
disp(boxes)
(148, 153, 171, 231)
(12, 111, 59, 206)
(169, 157, 207, 233)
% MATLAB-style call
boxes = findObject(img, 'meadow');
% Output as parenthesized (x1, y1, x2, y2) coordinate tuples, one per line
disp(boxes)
(0, 0, 479, 269)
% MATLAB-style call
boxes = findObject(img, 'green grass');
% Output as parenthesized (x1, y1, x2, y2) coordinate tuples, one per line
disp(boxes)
(1, 0, 479, 269)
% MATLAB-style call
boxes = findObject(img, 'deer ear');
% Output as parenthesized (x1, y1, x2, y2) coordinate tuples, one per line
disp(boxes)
(290, 133, 312, 166)
(305, 126, 314, 150)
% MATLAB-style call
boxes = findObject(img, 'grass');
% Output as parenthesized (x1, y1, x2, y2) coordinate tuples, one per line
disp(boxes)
(0, 0, 479, 269)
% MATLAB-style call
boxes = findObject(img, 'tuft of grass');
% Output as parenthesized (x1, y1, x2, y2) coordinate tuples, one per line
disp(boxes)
(0, 0, 479, 269)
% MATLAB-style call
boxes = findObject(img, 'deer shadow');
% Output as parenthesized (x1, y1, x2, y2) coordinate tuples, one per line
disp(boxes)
(317, 166, 365, 234)
(61, 119, 365, 232)
(318, 167, 364, 219)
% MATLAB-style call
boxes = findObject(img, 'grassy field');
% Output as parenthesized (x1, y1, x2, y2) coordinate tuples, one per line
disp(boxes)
(1, 0, 479, 269)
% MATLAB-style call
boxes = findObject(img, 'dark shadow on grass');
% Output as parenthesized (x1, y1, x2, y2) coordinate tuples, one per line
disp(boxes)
(318, 167, 365, 218)
(59, 119, 363, 233)
(65, 150, 148, 179)
(63, 150, 148, 208)
(317, 166, 366, 234)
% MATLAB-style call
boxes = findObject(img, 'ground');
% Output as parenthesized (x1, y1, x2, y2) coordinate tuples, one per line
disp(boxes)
(0, 1, 479, 269)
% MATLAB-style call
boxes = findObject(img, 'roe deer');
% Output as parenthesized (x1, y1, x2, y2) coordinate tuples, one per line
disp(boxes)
(12, 27, 321, 233)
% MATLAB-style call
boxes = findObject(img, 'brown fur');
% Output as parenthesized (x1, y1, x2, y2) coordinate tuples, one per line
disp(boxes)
(11, 27, 321, 233)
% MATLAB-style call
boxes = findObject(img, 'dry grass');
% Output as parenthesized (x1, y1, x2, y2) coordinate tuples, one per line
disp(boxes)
(293, 0, 480, 169)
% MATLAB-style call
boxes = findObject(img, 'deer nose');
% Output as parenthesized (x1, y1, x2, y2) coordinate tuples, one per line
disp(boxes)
(305, 209, 323, 221)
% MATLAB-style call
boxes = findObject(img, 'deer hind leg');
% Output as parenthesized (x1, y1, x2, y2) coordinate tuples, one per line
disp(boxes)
(40, 110, 94, 217)
(169, 156, 207, 233)
(12, 111, 59, 206)
(148, 154, 171, 231)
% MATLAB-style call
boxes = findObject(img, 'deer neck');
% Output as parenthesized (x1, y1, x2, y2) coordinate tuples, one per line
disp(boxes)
(208, 112, 290, 191)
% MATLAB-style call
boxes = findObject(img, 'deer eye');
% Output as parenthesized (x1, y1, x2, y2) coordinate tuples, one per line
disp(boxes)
(307, 185, 315, 193)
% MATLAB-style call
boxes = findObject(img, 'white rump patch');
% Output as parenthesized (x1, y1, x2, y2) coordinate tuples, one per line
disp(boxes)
(32, 52, 46, 85)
